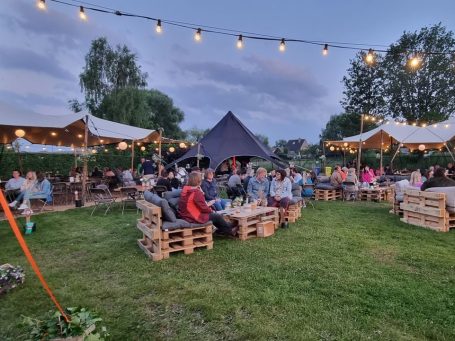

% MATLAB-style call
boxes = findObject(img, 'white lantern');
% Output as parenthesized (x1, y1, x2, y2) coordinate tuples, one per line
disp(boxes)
(118, 141, 128, 150)
(140, 146, 146, 151)
(169, 146, 175, 153)
(15, 129, 26, 138)
(343, 142, 348, 147)
(418, 144, 425, 151)
(329, 146, 335, 151)
(179, 142, 186, 148)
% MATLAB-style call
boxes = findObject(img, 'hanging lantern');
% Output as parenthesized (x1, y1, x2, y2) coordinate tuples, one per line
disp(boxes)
(418, 144, 426, 151)
(91, 149, 97, 154)
(140, 146, 146, 151)
(329, 146, 335, 151)
(179, 142, 187, 148)
(169, 146, 175, 153)
(343, 142, 348, 147)
(118, 141, 128, 150)
(15, 129, 26, 138)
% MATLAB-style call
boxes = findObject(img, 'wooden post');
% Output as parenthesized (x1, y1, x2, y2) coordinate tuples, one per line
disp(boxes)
(81, 115, 89, 206)
(131, 140, 135, 172)
(196, 142, 201, 168)
(357, 114, 364, 176)
(158, 128, 163, 171)
(380, 129, 383, 175)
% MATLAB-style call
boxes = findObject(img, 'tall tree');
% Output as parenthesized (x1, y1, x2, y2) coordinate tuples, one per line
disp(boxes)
(320, 112, 377, 141)
(255, 134, 270, 148)
(185, 127, 210, 142)
(274, 139, 288, 148)
(341, 24, 455, 123)
(79, 37, 148, 114)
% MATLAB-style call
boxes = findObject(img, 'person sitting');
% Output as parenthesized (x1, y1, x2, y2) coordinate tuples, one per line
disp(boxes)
(343, 168, 359, 200)
(5, 170, 25, 201)
(341, 167, 348, 181)
(201, 168, 230, 211)
(10, 171, 52, 209)
(91, 167, 103, 178)
(178, 172, 238, 236)
(156, 170, 172, 191)
(267, 169, 276, 183)
(421, 167, 455, 191)
(447, 163, 454, 175)
(167, 170, 180, 190)
(122, 168, 136, 186)
(290, 168, 303, 184)
(361, 165, 375, 184)
(330, 166, 343, 188)
(302, 172, 314, 198)
(9, 171, 37, 208)
(268, 169, 293, 228)
(227, 169, 245, 198)
(247, 167, 270, 205)
(409, 169, 423, 188)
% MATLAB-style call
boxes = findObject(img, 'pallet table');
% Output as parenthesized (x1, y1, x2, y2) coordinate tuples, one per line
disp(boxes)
(359, 186, 392, 202)
(314, 188, 342, 201)
(222, 206, 279, 241)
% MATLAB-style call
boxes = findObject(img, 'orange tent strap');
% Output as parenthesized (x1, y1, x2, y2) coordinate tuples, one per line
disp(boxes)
(0, 190, 69, 322)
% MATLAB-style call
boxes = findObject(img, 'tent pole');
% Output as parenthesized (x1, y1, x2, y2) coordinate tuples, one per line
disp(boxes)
(380, 130, 383, 175)
(390, 145, 401, 171)
(196, 143, 201, 168)
(444, 143, 455, 162)
(74, 148, 77, 168)
(131, 140, 135, 172)
(158, 129, 162, 172)
(356, 114, 364, 176)
(81, 115, 89, 206)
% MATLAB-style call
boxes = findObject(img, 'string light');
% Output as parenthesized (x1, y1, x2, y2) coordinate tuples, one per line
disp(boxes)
(194, 28, 202, 42)
(421, 123, 427, 127)
(365, 49, 375, 65)
(412, 122, 417, 126)
(15, 129, 26, 138)
(279, 38, 286, 52)
(236, 35, 244, 49)
(156, 19, 162, 33)
(433, 124, 438, 128)
(445, 124, 450, 128)
(408, 55, 422, 69)
(79, 6, 87, 21)
(322, 44, 328, 56)
(37, 0, 46, 10)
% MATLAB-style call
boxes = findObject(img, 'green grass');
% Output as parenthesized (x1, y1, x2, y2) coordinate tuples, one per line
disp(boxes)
(1, 202, 454, 340)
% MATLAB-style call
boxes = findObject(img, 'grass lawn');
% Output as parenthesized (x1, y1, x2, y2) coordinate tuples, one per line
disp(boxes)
(0, 201, 454, 340)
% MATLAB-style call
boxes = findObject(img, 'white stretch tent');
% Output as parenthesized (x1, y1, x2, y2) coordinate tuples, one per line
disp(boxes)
(0, 101, 160, 146)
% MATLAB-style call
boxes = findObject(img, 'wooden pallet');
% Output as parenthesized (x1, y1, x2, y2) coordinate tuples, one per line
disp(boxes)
(314, 189, 341, 201)
(400, 190, 454, 232)
(229, 208, 279, 240)
(391, 200, 403, 215)
(284, 203, 302, 223)
(359, 191, 385, 202)
(135, 200, 214, 261)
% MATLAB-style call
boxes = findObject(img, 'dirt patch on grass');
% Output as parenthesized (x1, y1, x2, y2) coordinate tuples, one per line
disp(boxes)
(370, 247, 398, 265)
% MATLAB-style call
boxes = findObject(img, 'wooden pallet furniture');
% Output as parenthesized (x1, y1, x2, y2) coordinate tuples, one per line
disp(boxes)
(223, 206, 279, 240)
(136, 200, 213, 261)
(400, 189, 455, 232)
(314, 188, 342, 201)
(284, 201, 303, 223)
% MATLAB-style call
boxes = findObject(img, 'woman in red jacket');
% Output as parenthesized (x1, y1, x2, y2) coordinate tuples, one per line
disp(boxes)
(179, 172, 238, 236)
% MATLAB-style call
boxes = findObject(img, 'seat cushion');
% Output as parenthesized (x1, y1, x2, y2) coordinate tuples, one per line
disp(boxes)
(315, 183, 336, 190)
(291, 183, 302, 197)
(425, 187, 455, 211)
(290, 196, 303, 205)
(144, 190, 177, 222)
(162, 219, 212, 230)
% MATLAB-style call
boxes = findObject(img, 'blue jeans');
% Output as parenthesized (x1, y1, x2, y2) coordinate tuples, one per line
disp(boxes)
(212, 199, 230, 211)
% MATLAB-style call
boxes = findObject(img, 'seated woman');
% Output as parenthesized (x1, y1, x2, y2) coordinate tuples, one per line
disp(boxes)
(9, 171, 51, 210)
(179, 172, 238, 236)
(122, 168, 136, 187)
(9, 171, 37, 208)
(167, 170, 180, 190)
(361, 165, 375, 184)
(156, 170, 172, 191)
(409, 169, 423, 187)
(201, 168, 230, 211)
(268, 169, 293, 228)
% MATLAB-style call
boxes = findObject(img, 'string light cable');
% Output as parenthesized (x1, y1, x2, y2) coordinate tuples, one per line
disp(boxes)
(40, 0, 455, 58)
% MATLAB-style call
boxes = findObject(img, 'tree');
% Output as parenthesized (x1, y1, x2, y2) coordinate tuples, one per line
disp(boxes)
(341, 24, 455, 123)
(320, 112, 377, 141)
(255, 134, 270, 147)
(274, 139, 287, 148)
(79, 37, 148, 114)
(185, 127, 210, 142)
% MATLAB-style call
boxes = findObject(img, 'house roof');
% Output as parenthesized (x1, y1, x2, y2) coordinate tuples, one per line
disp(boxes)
(286, 138, 308, 153)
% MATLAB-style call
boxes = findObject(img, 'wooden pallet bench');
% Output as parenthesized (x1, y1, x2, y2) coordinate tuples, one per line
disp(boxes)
(136, 200, 213, 261)
(314, 188, 342, 201)
(400, 189, 455, 232)
(223, 206, 279, 240)
(284, 202, 302, 223)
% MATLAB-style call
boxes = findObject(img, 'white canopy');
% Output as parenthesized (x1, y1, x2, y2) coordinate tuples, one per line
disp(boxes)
(0, 101, 160, 146)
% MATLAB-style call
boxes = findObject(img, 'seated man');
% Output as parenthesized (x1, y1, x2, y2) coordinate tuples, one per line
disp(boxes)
(5, 170, 25, 202)
(179, 172, 238, 236)
(227, 169, 246, 198)
(247, 167, 270, 205)
(421, 167, 455, 191)
(201, 168, 230, 211)
(330, 166, 343, 188)
(290, 168, 303, 184)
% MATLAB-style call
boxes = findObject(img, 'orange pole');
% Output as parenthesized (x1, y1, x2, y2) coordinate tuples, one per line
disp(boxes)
(0, 190, 69, 322)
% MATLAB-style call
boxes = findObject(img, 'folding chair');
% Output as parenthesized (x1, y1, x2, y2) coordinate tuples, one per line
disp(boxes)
(29, 185, 54, 213)
(120, 187, 139, 215)
(52, 182, 68, 205)
(90, 187, 116, 216)
(302, 183, 315, 209)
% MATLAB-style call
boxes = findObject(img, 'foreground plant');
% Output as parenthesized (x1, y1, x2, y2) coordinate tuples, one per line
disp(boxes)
(22, 307, 109, 341)
(0, 264, 25, 295)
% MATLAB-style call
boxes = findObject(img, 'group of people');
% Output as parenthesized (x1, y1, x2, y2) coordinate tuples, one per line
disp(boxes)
(6, 170, 52, 210)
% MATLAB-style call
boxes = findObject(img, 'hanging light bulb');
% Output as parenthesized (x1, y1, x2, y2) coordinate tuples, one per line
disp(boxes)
(408, 54, 422, 69)
(412, 122, 417, 126)
(79, 6, 87, 21)
(15, 129, 26, 138)
(402, 122, 406, 126)
(169, 146, 175, 153)
(236, 35, 244, 49)
(179, 142, 187, 148)
(365, 49, 375, 65)
(118, 141, 128, 150)
(279, 38, 286, 52)
(329, 146, 335, 151)
(433, 124, 438, 128)
(140, 146, 146, 151)
(445, 124, 450, 128)
(194, 28, 202, 42)
(322, 44, 328, 56)
(37, 0, 46, 10)
(156, 19, 162, 33)
(418, 144, 426, 151)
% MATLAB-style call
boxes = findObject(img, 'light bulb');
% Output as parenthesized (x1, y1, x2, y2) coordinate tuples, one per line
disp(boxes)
(236, 35, 243, 49)
(421, 123, 427, 127)
(365, 49, 375, 64)
(279, 38, 286, 52)
(156, 19, 162, 33)
(409, 55, 421, 69)
(37, 0, 46, 10)
(79, 6, 87, 21)
(322, 44, 328, 56)
(15, 129, 26, 138)
(169, 146, 175, 153)
(194, 28, 202, 42)
(140, 146, 146, 151)
(118, 141, 128, 150)
(412, 122, 417, 126)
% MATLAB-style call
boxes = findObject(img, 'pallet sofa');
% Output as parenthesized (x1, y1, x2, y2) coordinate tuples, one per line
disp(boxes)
(400, 188, 455, 232)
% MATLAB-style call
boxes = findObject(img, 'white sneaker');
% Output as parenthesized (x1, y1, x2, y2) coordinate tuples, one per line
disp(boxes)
(8, 201, 17, 208)
(18, 203, 28, 210)
(21, 209, 33, 215)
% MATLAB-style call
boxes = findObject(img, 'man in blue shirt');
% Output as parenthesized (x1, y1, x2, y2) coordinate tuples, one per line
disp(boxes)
(5, 170, 25, 202)
(141, 157, 156, 179)
(247, 167, 270, 204)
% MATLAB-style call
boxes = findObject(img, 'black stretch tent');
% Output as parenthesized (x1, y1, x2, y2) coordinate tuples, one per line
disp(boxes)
(170, 111, 286, 169)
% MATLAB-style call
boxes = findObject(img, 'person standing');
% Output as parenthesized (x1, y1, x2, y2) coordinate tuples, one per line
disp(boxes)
(141, 157, 155, 179)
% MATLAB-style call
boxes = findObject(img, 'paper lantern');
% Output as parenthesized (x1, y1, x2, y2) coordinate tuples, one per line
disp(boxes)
(15, 129, 26, 138)
(343, 142, 348, 147)
(91, 149, 97, 154)
(179, 142, 186, 148)
(418, 144, 425, 151)
(329, 146, 335, 151)
(169, 146, 175, 153)
(118, 141, 128, 150)
(140, 146, 146, 151)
